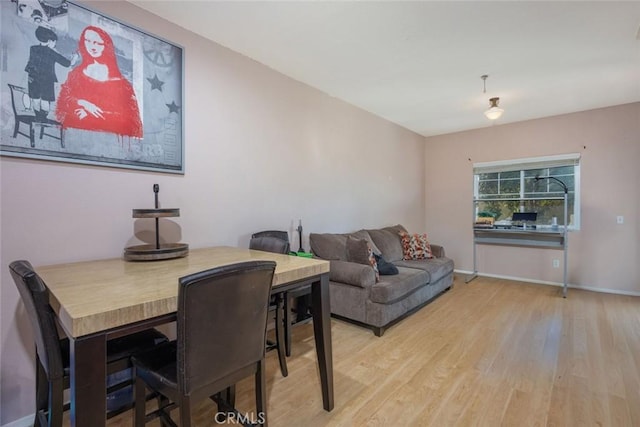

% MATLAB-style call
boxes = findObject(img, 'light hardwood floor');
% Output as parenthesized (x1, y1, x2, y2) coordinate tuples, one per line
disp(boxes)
(94, 275, 640, 426)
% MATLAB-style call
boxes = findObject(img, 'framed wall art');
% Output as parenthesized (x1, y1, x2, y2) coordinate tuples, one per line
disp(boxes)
(0, 0, 184, 173)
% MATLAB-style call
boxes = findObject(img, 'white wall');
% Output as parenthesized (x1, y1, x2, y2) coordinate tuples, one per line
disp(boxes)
(0, 2, 425, 423)
(424, 103, 640, 294)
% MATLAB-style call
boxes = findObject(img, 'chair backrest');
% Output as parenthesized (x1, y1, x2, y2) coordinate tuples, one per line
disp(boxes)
(251, 230, 289, 242)
(9, 260, 65, 380)
(250, 230, 290, 254)
(176, 261, 276, 394)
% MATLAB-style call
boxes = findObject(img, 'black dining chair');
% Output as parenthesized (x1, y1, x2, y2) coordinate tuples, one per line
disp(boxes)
(9, 260, 169, 427)
(131, 261, 276, 427)
(249, 231, 289, 377)
(251, 230, 311, 358)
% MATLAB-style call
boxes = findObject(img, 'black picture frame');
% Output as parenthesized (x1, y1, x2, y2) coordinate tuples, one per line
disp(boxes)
(1, 0, 185, 174)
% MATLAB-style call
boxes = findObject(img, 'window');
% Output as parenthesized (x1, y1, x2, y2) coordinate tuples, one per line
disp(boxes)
(473, 154, 581, 229)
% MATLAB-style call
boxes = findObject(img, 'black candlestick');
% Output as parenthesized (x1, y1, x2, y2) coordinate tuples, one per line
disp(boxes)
(297, 220, 304, 252)
(153, 184, 160, 249)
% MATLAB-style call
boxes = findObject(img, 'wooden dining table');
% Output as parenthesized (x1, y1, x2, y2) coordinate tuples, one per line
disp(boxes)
(36, 246, 333, 426)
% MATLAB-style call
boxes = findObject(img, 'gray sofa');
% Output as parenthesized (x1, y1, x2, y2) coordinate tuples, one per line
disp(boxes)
(309, 224, 454, 336)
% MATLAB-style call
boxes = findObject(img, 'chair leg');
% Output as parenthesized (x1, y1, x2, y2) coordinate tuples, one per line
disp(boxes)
(35, 409, 48, 427)
(255, 359, 267, 426)
(274, 293, 288, 377)
(48, 378, 64, 427)
(226, 384, 236, 409)
(284, 293, 292, 357)
(211, 384, 236, 422)
(134, 377, 147, 427)
(179, 396, 191, 427)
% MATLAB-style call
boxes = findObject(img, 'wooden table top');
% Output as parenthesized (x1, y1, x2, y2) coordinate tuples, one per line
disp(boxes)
(37, 246, 330, 338)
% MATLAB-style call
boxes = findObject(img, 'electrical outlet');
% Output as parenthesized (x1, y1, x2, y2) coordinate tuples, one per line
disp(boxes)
(553, 259, 560, 268)
(616, 216, 624, 224)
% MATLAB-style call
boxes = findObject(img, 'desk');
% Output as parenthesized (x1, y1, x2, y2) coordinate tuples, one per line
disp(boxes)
(467, 226, 568, 297)
(473, 228, 565, 248)
(470, 195, 569, 297)
(36, 246, 333, 426)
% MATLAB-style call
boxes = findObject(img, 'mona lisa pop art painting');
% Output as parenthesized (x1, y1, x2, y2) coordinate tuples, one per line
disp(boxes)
(0, 1, 184, 173)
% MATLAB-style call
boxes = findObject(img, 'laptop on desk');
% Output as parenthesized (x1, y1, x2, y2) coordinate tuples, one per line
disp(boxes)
(512, 212, 537, 229)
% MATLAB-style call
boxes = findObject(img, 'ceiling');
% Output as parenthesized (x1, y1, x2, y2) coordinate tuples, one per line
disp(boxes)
(128, 1, 640, 137)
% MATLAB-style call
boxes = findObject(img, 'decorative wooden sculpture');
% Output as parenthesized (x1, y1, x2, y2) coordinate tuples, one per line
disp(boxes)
(124, 184, 189, 261)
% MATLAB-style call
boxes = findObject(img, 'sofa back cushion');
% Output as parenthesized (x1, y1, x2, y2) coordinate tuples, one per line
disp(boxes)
(349, 230, 381, 256)
(367, 224, 407, 262)
(309, 233, 349, 261)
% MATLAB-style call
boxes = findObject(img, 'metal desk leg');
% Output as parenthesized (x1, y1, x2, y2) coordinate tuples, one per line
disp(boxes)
(466, 232, 478, 283)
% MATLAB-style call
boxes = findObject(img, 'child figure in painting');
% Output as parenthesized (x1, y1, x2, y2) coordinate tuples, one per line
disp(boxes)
(56, 25, 143, 138)
(24, 26, 76, 121)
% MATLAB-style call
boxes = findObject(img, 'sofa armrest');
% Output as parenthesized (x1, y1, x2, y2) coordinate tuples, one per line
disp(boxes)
(430, 244, 445, 258)
(329, 260, 376, 288)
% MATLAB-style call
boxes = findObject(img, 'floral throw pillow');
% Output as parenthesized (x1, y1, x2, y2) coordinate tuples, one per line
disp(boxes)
(399, 232, 434, 260)
(346, 236, 379, 282)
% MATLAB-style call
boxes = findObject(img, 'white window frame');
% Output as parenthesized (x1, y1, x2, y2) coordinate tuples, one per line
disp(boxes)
(473, 154, 581, 230)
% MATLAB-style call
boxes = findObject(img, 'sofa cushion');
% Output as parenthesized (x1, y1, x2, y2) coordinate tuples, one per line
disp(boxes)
(349, 230, 381, 255)
(369, 267, 429, 304)
(399, 232, 433, 260)
(309, 233, 348, 261)
(367, 224, 407, 262)
(373, 254, 398, 275)
(346, 237, 379, 282)
(393, 257, 454, 284)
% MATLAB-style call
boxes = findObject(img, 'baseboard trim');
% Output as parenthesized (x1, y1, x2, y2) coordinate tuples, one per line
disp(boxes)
(453, 269, 640, 297)
(2, 414, 33, 427)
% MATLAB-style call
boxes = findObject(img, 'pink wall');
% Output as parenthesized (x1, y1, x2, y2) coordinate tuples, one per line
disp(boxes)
(0, 2, 425, 423)
(424, 103, 640, 294)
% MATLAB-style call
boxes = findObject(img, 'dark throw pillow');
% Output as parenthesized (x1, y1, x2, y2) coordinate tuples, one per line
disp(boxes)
(374, 253, 399, 275)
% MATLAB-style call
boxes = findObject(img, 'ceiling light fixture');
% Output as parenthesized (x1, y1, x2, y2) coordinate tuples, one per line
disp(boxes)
(480, 75, 504, 120)
(485, 97, 504, 120)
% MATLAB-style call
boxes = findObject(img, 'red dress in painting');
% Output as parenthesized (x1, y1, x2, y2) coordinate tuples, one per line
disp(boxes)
(56, 26, 142, 138)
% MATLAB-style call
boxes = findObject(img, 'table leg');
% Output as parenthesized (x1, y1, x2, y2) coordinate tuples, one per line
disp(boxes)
(311, 273, 334, 411)
(69, 333, 107, 427)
